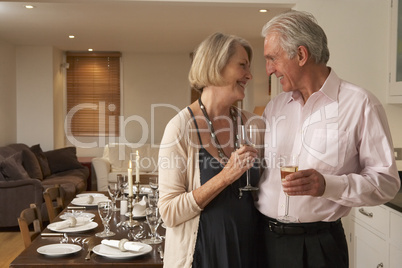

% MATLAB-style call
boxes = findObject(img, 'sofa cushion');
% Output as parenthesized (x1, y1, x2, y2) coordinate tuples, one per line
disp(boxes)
(22, 149, 43, 180)
(44, 147, 83, 174)
(30, 144, 51, 178)
(43, 168, 88, 195)
(106, 143, 159, 173)
(0, 152, 31, 181)
(107, 143, 131, 172)
(0, 169, 5, 181)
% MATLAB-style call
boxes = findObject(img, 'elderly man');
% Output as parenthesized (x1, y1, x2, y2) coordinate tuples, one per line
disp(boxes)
(256, 10, 400, 268)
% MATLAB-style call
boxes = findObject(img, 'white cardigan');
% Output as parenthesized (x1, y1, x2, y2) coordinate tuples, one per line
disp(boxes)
(158, 107, 265, 268)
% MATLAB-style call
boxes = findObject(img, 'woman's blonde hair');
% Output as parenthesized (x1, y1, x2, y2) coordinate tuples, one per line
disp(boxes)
(189, 32, 252, 93)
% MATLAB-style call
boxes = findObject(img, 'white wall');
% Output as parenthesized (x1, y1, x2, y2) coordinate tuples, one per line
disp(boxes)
(0, 40, 16, 146)
(16, 46, 54, 151)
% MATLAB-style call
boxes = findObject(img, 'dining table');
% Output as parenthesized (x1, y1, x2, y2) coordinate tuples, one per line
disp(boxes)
(10, 191, 164, 268)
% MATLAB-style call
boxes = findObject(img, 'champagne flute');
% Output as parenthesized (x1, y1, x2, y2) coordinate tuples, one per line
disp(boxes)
(142, 207, 162, 244)
(118, 175, 128, 199)
(96, 201, 116, 237)
(107, 182, 120, 211)
(239, 125, 259, 193)
(277, 154, 299, 223)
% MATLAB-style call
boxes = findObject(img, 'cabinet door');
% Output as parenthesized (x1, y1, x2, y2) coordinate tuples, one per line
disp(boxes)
(390, 244, 402, 268)
(353, 220, 387, 268)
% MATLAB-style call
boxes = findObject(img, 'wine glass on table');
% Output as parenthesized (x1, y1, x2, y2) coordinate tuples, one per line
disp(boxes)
(118, 175, 128, 199)
(239, 125, 259, 194)
(277, 154, 299, 223)
(149, 177, 158, 195)
(142, 207, 162, 245)
(108, 182, 120, 211)
(96, 201, 115, 237)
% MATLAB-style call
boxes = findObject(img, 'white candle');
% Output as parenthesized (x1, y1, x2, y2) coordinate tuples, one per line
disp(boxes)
(135, 150, 140, 183)
(128, 160, 133, 197)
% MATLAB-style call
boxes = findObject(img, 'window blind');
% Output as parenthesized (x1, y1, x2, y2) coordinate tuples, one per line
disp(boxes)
(66, 52, 121, 137)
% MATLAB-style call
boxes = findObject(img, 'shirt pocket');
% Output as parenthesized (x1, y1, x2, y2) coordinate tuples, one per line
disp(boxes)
(302, 127, 348, 173)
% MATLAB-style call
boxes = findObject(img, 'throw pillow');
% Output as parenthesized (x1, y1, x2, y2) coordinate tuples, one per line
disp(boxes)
(0, 169, 5, 181)
(0, 152, 31, 181)
(22, 149, 43, 180)
(44, 146, 83, 174)
(30, 144, 51, 178)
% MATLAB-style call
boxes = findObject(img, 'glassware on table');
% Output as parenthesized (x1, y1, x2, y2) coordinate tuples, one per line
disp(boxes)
(239, 125, 259, 193)
(277, 154, 299, 223)
(149, 176, 158, 193)
(117, 174, 128, 197)
(142, 207, 162, 245)
(147, 192, 158, 208)
(107, 182, 120, 211)
(96, 200, 116, 237)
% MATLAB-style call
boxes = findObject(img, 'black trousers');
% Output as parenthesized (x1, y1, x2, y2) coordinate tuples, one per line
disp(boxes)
(261, 217, 349, 268)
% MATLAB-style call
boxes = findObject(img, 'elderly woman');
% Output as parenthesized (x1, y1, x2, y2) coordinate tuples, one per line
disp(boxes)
(158, 32, 265, 268)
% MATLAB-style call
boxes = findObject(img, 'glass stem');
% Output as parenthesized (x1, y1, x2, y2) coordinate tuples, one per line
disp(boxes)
(246, 170, 250, 186)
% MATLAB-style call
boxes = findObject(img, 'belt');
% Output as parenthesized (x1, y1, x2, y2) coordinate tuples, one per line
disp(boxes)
(263, 216, 341, 235)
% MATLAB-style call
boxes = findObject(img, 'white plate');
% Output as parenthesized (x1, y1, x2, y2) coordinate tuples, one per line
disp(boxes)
(71, 196, 110, 206)
(37, 244, 81, 256)
(47, 221, 98, 233)
(60, 212, 95, 220)
(92, 243, 152, 259)
(76, 193, 106, 198)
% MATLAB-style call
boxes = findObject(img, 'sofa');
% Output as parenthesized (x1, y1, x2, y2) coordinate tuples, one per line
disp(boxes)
(0, 143, 88, 227)
(92, 143, 159, 191)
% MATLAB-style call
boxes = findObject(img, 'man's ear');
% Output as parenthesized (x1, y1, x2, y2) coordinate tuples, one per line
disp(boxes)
(297, 46, 308, 66)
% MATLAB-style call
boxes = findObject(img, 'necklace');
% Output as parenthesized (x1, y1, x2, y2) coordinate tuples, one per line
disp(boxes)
(198, 98, 240, 164)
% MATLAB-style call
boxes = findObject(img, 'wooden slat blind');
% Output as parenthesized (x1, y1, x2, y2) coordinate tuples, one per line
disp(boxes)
(66, 52, 121, 136)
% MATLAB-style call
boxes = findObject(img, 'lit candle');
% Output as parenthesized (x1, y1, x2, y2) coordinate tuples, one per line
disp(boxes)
(128, 160, 133, 197)
(135, 150, 140, 183)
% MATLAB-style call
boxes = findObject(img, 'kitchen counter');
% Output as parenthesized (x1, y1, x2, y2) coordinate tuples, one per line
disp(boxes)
(385, 171, 402, 213)
(386, 188, 402, 213)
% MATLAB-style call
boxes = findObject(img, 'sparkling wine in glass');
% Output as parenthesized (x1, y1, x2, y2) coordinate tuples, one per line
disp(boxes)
(277, 154, 299, 223)
(96, 201, 116, 237)
(142, 207, 162, 245)
(108, 182, 120, 211)
(239, 125, 259, 193)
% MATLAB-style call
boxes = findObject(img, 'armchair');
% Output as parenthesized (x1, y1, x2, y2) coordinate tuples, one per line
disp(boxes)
(92, 143, 159, 191)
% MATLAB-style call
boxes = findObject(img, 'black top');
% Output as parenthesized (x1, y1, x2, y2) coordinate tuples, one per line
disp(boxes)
(188, 107, 261, 268)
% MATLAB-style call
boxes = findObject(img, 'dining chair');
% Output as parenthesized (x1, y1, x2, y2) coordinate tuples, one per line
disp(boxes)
(43, 184, 65, 223)
(17, 203, 44, 248)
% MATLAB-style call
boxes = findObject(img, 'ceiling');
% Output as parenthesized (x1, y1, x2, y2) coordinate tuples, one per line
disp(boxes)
(0, 0, 291, 53)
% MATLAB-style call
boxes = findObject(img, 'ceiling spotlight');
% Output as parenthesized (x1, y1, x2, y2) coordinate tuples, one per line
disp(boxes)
(259, 9, 268, 13)
(69, 35, 75, 39)
(88, 48, 93, 52)
(24, 5, 35, 9)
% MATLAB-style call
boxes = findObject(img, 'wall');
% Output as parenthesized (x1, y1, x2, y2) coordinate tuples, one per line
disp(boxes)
(53, 48, 65, 149)
(0, 40, 16, 146)
(16, 46, 54, 151)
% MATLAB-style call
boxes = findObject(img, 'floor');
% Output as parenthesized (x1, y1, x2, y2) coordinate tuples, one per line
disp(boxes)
(0, 228, 24, 268)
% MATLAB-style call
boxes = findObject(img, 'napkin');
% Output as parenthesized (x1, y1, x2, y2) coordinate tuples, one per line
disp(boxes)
(87, 195, 94, 204)
(132, 196, 147, 216)
(53, 217, 91, 230)
(101, 239, 143, 252)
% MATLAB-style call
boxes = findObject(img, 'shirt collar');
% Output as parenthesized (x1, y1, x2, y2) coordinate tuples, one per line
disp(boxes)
(285, 68, 340, 105)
